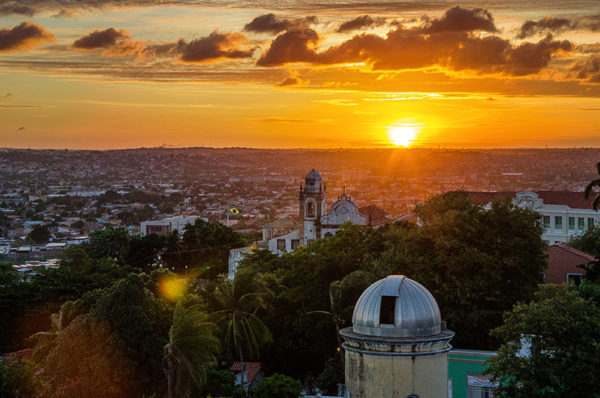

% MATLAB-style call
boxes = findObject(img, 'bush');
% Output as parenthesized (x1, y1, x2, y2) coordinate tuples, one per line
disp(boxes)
(253, 373, 301, 398)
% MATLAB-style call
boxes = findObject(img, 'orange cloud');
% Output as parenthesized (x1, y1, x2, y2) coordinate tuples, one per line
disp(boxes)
(0, 21, 54, 52)
(176, 31, 255, 63)
(337, 15, 388, 33)
(257, 8, 572, 77)
(419, 6, 497, 34)
(569, 55, 600, 83)
(73, 27, 127, 49)
(244, 13, 317, 35)
(72, 27, 147, 59)
(257, 27, 321, 66)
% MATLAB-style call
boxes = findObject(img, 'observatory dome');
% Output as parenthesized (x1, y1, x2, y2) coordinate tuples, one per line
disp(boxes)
(352, 275, 441, 338)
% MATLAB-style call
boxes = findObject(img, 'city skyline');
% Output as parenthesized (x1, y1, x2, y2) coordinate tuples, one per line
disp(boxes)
(1, 0, 600, 149)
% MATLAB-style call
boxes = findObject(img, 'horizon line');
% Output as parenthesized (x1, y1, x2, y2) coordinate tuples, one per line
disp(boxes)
(2, 146, 600, 152)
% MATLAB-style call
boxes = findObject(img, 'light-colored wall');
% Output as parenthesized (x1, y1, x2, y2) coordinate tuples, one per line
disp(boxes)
(345, 351, 449, 398)
(267, 229, 300, 254)
(228, 246, 253, 280)
(482, 192, 600, 245)
(140, 216, 206, 235)
(540, 206, 598, 244)
(303, 220, 317, 242)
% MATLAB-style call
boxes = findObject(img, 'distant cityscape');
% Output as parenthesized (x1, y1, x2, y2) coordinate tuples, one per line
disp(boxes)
(2, 147, 600, 261)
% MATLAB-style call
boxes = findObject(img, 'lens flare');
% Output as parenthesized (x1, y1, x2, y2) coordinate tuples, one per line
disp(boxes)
(158, 276, 187, 301)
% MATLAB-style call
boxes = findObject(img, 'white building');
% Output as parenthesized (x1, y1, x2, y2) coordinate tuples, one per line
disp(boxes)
(470, 191, 600, 245)
(267, 169, 387, 255)
(228, 169, 389, 279)
(140, 215, 207, 236)
(228, 246, 254, 280)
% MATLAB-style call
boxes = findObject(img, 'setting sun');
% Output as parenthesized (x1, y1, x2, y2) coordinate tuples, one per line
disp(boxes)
(388, 126, 419, 147)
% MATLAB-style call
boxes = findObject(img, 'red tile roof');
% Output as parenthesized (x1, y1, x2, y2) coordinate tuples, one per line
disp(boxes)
(467, 192, 515, 205)
(466, 191, 597, 210)
(552, 242, 597, 262)
(230, 361, 261, 384)
(536, 191, 595, 209)
(394, 212, 418, 223)
(358, 205, 390, 226)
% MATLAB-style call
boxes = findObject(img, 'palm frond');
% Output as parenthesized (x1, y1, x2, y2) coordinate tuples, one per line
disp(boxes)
(584, 179, 600, 199)
(165, 299, 221, 397)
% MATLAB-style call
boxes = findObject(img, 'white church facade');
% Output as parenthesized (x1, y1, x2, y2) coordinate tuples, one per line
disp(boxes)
(228, 169, 388, 278)
(267, 169, 374, 255)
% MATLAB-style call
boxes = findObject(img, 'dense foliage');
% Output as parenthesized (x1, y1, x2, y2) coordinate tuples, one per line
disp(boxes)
(234, 192, 547, 381)
(487, 284, 600, 397)
(569, 225, 600, 259)
(0, 192, 550, 397)
(253, 373, 302, 398)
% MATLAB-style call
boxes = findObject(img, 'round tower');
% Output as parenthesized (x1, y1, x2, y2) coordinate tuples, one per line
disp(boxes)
(340, 275, 454, 398)
(299, 169, 327, 244)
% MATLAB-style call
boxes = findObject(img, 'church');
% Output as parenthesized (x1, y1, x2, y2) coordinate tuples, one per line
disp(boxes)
(267, 169, 388, 254)
(228, 169, 388, 279)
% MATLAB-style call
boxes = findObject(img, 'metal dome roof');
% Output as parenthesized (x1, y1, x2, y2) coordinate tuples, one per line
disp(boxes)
(304, 169, 322, 192)
(352, 276, 442, 338)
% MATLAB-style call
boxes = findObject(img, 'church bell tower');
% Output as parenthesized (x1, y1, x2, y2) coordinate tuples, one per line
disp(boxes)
(299, 169, 327, 245)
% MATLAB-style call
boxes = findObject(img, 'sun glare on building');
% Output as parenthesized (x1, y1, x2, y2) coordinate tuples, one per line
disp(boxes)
(388, 126, 419, 147)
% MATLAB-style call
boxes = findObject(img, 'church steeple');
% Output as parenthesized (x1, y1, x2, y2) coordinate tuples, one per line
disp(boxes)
(299, 169, 327, 245)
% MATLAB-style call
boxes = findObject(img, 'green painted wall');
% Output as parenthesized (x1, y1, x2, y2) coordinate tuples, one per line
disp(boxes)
(448, 349, 496, 398)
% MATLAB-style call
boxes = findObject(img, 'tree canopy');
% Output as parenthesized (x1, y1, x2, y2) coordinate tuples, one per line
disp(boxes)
(27, 224, 51, 244)
(0, 191, 552, 396)
(234, 191, 547, 379)
(487, 284, 600, 398)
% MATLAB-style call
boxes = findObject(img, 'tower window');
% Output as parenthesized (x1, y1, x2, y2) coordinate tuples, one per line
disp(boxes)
(306, 201, 315, 217)
(379, 296, 396, 325)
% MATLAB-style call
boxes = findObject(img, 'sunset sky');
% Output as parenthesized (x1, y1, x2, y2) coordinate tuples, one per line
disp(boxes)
(1, 0, 600, 149)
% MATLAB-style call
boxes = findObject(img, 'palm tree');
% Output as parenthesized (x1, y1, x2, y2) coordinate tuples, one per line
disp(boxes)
(307, 280, 353, 369)
(164, 301, 220, 398)
(29, 300, 80, 362)
(585, 161, 600, 211)
(307, 270, 375, 369)
(210, 277, 272, 390)
(29, 308, 65, 362)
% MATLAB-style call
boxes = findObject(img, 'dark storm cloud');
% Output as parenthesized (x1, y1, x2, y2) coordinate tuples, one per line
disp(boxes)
(176, 31, 255, 63)
(518, 17, 575, 39)
(0, 21, 54, 52)
(419, 6, 497, 33)
(336, 15, 387, 33)
(73, 28, 127, 49)
(244, 13, 317, 34)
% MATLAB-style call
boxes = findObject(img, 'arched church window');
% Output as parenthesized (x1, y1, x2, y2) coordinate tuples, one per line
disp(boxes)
(306, 201, 315, 217)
